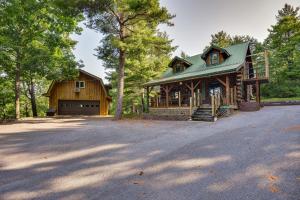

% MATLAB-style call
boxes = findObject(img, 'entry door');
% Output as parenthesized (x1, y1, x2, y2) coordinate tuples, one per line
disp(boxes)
(58, 100, 100, 115)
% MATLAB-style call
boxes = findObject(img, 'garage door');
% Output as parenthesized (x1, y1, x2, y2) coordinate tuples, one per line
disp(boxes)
(58, 100, 100, 115)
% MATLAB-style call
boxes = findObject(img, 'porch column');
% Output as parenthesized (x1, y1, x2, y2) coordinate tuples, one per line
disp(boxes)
(178, 91, 181, 107)
(226, 75, 230, 105)
(256, 80, 260, 103)
(165, 85, 169, 108)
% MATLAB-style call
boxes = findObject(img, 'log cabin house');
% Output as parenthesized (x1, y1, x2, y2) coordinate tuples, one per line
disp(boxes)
(44, 69, 111, 116)
(143, 42, 269, 121)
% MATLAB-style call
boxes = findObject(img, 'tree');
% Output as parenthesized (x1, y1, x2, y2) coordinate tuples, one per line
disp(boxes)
(210, 31, 232, 48)
(262, 4, 300, 97)
(68, 0, 174, 119)
(0, 0, 83, 118)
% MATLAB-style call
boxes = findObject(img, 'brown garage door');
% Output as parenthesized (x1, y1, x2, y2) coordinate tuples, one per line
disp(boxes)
(58, 100, 100, 115)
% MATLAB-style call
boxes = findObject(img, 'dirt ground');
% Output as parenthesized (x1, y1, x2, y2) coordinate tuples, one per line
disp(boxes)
(0, 106, 299, 200)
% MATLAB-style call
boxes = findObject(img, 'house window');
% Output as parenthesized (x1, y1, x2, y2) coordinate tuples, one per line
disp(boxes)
(75, 81, 85, 88)
(174, 64, 185, 73)
(210, 53, 219, 65)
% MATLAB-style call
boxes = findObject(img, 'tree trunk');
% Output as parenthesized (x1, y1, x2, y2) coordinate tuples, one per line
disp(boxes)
(115, 48, 125, 120)
(115, 15, 125, 120)
(15, 52, 21, 119)
(28, 80, 38, 117)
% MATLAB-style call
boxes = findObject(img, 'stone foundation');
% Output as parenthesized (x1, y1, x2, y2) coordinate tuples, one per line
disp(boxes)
(143, 107, 197, 121)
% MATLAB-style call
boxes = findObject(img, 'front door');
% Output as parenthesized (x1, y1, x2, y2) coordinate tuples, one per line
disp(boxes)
(208, 82, 222, 103)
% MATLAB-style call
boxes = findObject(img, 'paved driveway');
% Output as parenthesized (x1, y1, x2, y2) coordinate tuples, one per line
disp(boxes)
(0, 106, 299, 200)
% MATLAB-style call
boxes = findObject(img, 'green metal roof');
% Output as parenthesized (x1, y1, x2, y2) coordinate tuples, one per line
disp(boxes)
(144, 42, 250, 86)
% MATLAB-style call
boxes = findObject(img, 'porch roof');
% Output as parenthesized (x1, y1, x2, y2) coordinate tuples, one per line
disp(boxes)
(144, 42, 249, 86)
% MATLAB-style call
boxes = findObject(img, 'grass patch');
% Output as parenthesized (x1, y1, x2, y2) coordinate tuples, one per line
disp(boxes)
(261, 97, 300, 102)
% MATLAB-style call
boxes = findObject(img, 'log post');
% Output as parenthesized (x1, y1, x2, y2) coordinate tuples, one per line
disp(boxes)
(156, 95, 159, 108)
(197, 89, 200, 106)
(165, 85, 169, 108)
(225, 75, 230, 105)
(233, 86, 237, 105)
(189, 97, 192, 116)
(230, 88, 234, 105)
(178, 91, 181, 107)
(191, 81, 194, 107)
(211, 95, 215, 116)
(255, 67, 260, 103)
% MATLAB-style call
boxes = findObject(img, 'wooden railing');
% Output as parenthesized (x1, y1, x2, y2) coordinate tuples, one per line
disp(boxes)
(150, 89, 204, 108)
(244, 50, 269, 80)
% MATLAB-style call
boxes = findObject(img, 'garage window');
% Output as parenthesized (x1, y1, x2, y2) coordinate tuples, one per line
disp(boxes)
(75, 81, 85, 88)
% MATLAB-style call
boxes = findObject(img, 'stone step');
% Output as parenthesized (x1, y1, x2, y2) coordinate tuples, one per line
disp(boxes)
(191, 116, 215, 122)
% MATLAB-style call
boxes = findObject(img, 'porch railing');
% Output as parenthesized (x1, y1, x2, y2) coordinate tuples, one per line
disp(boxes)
(150, 90, 204, 108)
(211, 93, 221, 116)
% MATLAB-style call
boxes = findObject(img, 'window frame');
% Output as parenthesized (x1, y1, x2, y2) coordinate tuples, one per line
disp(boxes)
(75, 81, 85, 89)
(210, 52, 219, 65)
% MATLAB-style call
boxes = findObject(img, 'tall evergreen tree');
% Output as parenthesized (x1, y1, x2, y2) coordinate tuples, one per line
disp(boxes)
(262, 4, 300, 97)
(67, 0, 175, 119)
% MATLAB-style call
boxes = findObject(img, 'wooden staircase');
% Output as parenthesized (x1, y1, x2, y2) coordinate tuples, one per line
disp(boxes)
(191, 107, 216, 121)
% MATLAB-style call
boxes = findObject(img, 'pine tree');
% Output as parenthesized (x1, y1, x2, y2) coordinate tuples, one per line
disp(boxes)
(68, 0, 175, 119)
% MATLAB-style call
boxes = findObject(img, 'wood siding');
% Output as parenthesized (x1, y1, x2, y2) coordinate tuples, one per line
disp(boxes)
(49, 72, 109, 115)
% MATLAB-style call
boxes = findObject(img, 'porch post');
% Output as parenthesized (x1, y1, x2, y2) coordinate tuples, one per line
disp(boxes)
(166, 85, 169, 108)
(256, 80, 260, 103)
(226, 75, 230, 105)
(178, 91, 181, 107)
(255, 67, 260, 104)
(191, 81, 194, 106)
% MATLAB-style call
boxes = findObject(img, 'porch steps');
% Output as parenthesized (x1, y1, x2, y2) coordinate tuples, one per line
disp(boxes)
(191, 107, 215, 122)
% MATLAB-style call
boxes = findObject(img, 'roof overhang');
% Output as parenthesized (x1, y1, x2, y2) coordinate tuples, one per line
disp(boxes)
(168, 56, 192, 68)
(143, 63, 243, 87)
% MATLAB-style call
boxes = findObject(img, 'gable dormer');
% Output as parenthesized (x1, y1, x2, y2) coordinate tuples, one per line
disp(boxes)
(201, 45, 230, 66)
(168, 56, 192, 73)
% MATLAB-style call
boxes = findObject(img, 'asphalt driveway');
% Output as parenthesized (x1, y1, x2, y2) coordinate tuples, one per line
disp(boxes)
(0, 106, 299, 200)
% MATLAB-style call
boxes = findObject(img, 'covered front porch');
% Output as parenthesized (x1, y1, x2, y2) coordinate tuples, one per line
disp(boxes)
(145, 74, 238, 109)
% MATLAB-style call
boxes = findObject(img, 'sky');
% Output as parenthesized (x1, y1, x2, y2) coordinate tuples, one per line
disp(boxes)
(71, 0, 299, 82)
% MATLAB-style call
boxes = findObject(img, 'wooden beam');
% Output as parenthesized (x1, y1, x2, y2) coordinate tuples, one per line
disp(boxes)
(178, 91, 181, 107)
(165, 85, 169, 108)
(216, 77, 226, 87)
(225, 75, 230, 105)
(194, 80, 201, 89)
(184, 82, 192, 90)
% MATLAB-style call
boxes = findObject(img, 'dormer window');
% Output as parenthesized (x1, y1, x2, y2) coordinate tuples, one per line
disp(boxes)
(201, 45, 230, 66)
(174, 64, 185, 73)
(168, 56, 192, 73)
(210, 52, 219, 65)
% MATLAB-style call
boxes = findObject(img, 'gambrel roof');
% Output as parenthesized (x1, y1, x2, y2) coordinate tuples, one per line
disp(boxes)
(44, 69, 111, 100)
(144, 42, 250, 86)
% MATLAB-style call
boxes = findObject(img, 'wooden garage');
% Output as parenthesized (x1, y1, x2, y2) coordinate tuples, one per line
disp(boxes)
(44, 69, 111, 116)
